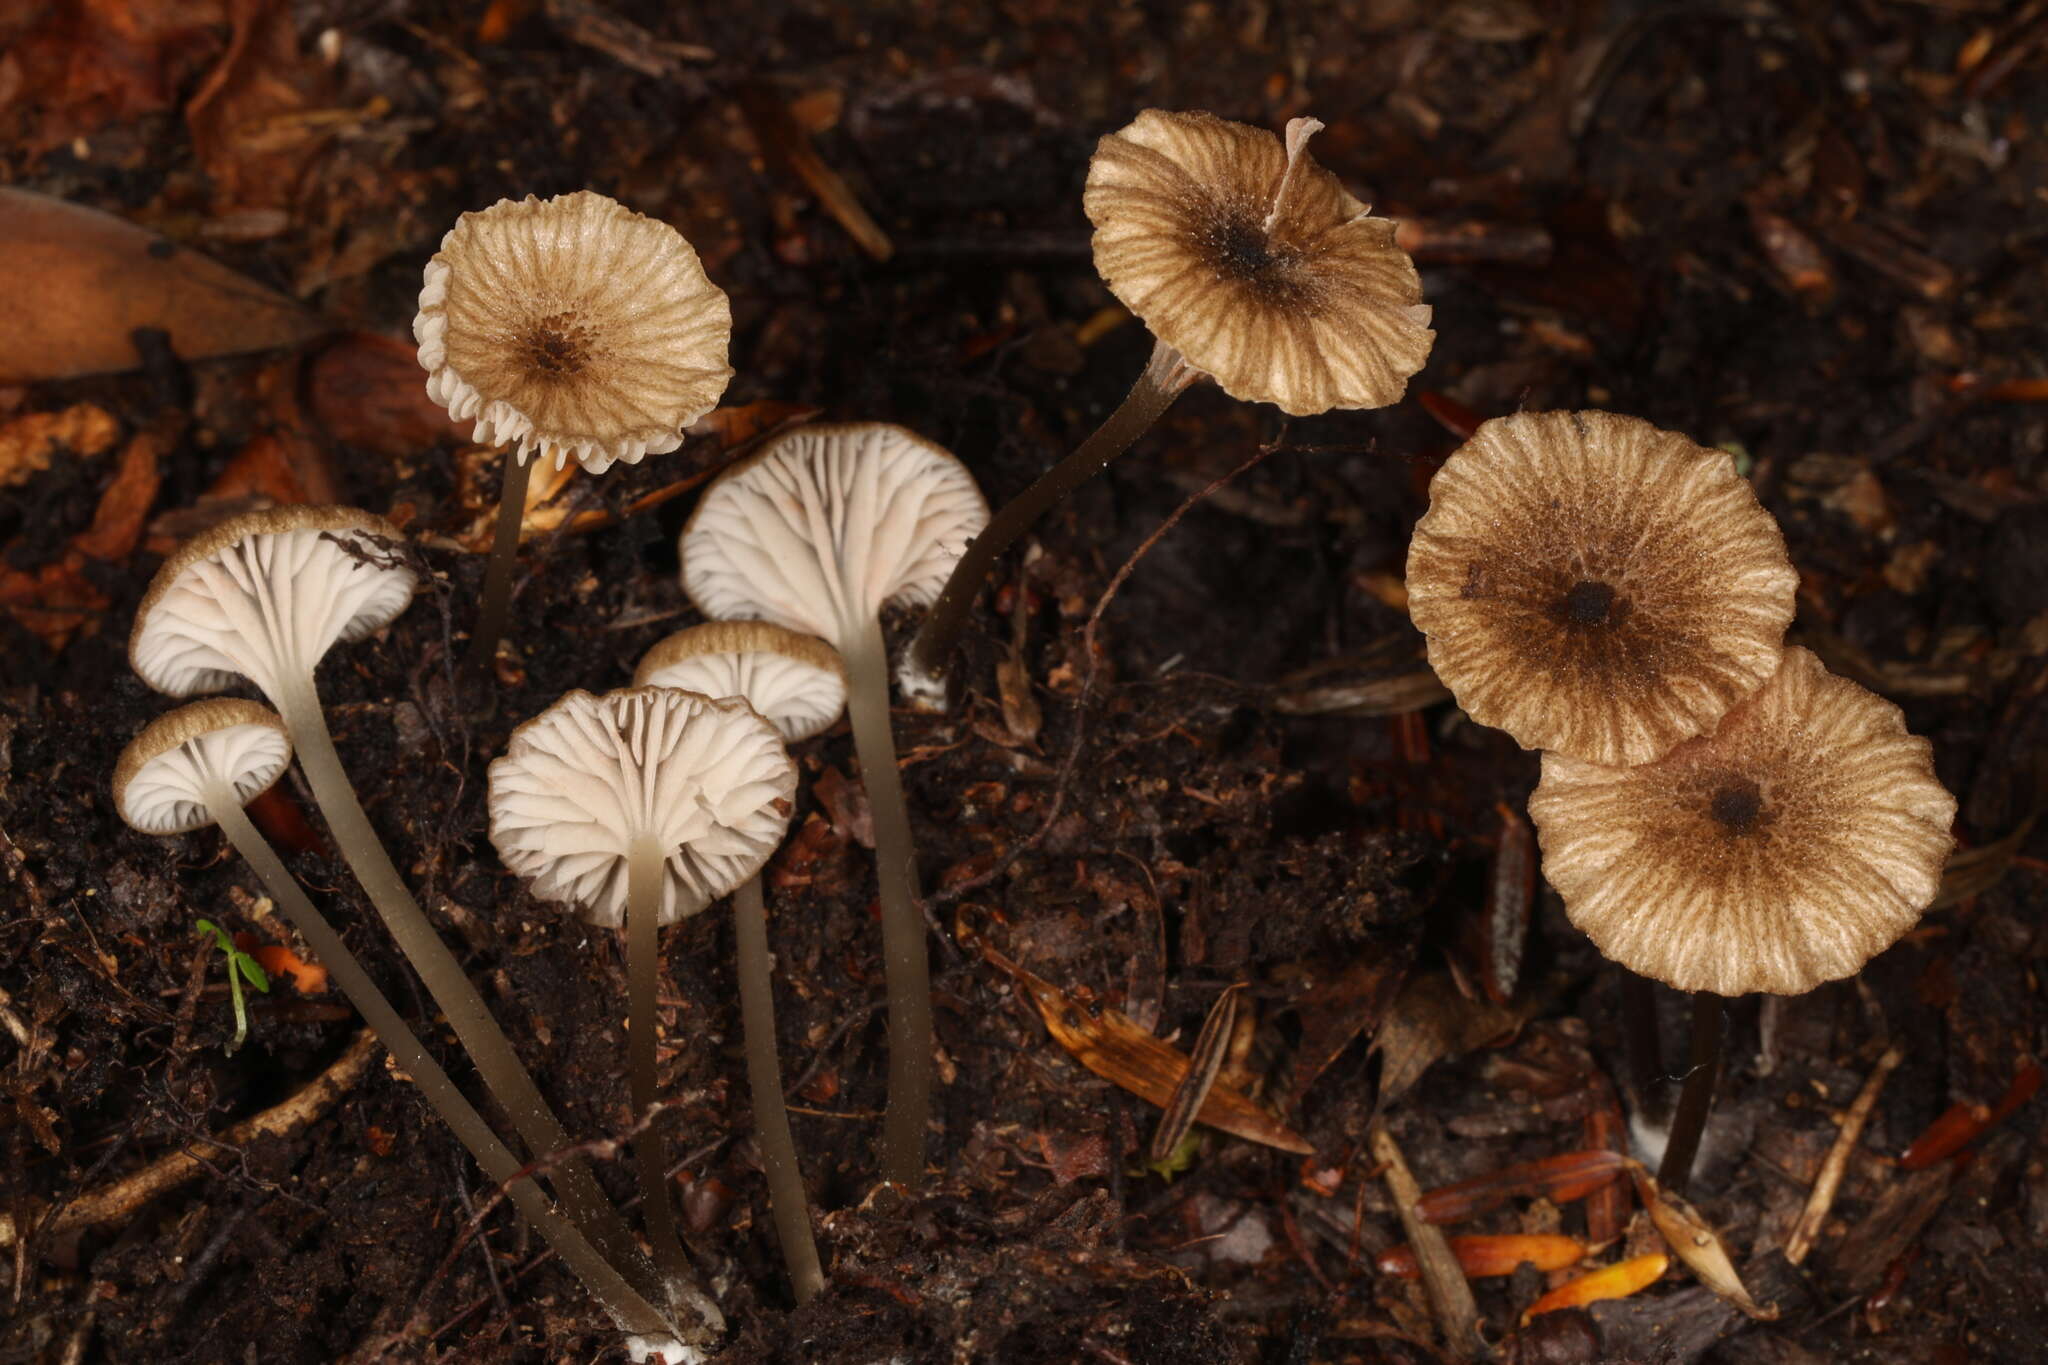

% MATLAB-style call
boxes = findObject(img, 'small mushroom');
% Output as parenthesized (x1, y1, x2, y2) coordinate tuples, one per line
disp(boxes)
(488, 686, 797, 1295)
(635, 620, 849, 743)
(679, 421, 988, 1188)
(1528, 646, 1956, 997)
(903, 109, 1433, 699)
(415, 190, 733, 671)
(1407, 410, 1799, 767)
(130, 506, 684, 1325)
(115, 699, 686, 1350)
(636, 622, 845, 1303)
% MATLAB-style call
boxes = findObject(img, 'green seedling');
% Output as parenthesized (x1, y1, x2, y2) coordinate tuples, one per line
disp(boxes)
(194, 918, 269, 1054)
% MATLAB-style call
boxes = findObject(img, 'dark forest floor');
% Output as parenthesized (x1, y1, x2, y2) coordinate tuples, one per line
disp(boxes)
(3, 1, 2048, 1361)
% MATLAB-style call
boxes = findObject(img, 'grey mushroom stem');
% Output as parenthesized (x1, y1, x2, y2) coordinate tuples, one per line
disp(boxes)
(268, 668, 699, 1326)
(845, 614, 932, 1189)
(466, 451, 536, 676)
(626, 836, 694, 1292)
(203, 781, 681, 1345)
(732, 876, 825, 1303)
(903, 338, 1197, 694)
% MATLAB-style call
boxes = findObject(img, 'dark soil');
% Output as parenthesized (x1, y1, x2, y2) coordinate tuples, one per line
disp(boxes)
(3, 2, 2047, 1362)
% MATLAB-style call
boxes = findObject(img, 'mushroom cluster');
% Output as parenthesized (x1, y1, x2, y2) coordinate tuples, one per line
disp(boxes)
(1405, 409, 1955, 1187)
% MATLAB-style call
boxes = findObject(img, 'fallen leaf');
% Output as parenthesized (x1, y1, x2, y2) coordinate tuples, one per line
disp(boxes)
(184, 0, 337, 217)
(1287, 943, 1415, 1104)
(1521, 1254, 1667, 1324)
(1629, 1166, 1777, 1320)
(1416, 1149, 1627, 1224)
(307, 332, 469, 456)
(1379, 1233, 1586, 1280)
(0, 405, 120, 489)
(1373, 970, 1531, 1107)
(0, 188, 325, 382)
(962, 915, 1311, 1155)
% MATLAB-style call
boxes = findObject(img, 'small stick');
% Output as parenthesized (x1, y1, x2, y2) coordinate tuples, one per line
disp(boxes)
(1786, 1046, 1903, 1266)
(1368, 1119, 1487, 1361)
(0, 1030, 378, 1247)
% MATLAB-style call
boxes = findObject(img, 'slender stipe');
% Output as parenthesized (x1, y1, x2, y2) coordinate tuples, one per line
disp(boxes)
(733, 877, 825, 1302)
(1658, 993, 1723, 1194)
(467, 452, 536, 676)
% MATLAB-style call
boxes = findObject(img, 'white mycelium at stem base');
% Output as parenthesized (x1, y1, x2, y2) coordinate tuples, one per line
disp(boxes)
(113, 699, 686, 1348)
(127, 506, 700, 1333)
(488, 686, 796, 1297)
(680, 422, 988, 1189)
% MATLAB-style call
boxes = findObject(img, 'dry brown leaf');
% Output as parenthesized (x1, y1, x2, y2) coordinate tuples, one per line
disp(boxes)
(1, 423, 166, 650)
(184, 0, 336, 216)
(0, 0, 225, 151)
(0, 405, 120, 488)
(0, 189, 325, 382)
(962, 917, 1311, 1155)
(1287, 943, 1414, 1104)
(308, 332, 470, 456)
(1373, 970, 1531, 1107)
(1629, 1165, 1777, 1320)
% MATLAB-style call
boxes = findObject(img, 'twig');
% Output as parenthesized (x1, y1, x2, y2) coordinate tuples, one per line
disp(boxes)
(0, 1030, 377, 1248)
(1786, 1046, 1903, 1265)
(1368, 1119, 1488, 1361)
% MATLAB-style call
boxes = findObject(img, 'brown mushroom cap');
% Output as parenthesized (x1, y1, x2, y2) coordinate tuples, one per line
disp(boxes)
(130, 505, 416, 700)
(1406, 410, 1798, 767)
(1529, 647, 1956, 996)
(414, 191, 733, 473)
(113, 699, 292, 834)
(1083, 110, 1433, 416)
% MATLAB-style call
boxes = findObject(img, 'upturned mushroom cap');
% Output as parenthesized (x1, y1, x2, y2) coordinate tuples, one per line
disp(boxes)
(678, 422, 989, 653)
(487, 687, 797, 928)
(633, 621, 848, 743)
(1406, 410, 1798, 767)
(1083, 110, 1434, 416)
(130, 506, 416, 700)
(114, 699, 292, 834)
(1529, 648, 1956, 996)
(414, 190, 733, 473)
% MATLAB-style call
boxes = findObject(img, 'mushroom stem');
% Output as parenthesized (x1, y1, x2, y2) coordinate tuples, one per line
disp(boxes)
(466, 451, 536, 676)
(269, 671, 693, 1324)
(1657, 992, 1724, 1194)
(205, 785, 681, 1344)
(902, 338, 1196, 698)
(732, 875, 825, 1303)
(845, 615, 933, 1188)
(627, 836, 693, 1292)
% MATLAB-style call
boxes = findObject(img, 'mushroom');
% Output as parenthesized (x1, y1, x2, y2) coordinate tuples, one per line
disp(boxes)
(115, 699, 689, 1352)
(635, 621, 849, 1302)
(488, 686, 797, 1296)
(415, 190, 733, 671)
(1407, 410, 1799, 767)
(902, 108, 1434, 700)
(679, 421, 988, 1188)
(1528, 646, 1956, 1185)
(129, 505, 686, 1325)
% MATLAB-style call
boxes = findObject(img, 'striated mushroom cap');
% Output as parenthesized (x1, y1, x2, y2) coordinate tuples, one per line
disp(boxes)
(679, 422, 989, 654)
(1407, 410, 1798, 767)
(131, 506, 416, 700)
(414, 191, 733, 474)
(1084, 109, 1434, 416)
(634, 621, 848, 743)
(114, 699, 292, 834)
(1529, 648, 1957, 996)
(487, 687, 796, 928)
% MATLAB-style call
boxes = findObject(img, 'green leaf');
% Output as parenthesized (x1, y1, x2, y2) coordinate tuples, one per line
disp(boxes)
(235, 954, 271, 993)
